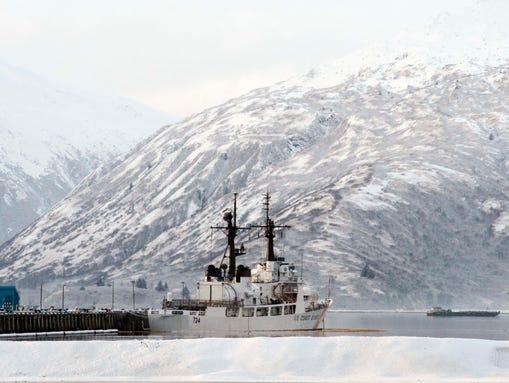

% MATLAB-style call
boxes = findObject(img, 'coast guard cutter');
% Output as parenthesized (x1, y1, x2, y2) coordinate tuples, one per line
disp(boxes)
(148, 193, 332, 334)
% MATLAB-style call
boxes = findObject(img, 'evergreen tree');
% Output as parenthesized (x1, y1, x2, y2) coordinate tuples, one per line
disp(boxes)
(135, 277, 147, 289)
(360, 264, 375, 279)
(155, 280, 168, 292)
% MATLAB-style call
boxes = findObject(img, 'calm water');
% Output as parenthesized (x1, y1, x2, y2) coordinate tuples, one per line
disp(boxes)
(5, 311, 509, 341)
(323, 311, 509, 340)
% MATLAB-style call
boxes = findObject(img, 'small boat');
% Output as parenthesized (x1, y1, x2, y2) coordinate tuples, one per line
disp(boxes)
(148, 193, 332, 334)
(426, 307, 500, 317)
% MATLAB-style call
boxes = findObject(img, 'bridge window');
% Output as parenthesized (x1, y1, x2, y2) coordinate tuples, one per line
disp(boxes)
(226, 307, 239, 317)
(284, 305, 296, 315)
(242, 308, 254, 317)
(256, 307, 268, 317)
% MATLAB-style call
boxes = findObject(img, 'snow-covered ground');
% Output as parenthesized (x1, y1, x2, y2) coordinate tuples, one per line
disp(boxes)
(1, 336, 509, 382)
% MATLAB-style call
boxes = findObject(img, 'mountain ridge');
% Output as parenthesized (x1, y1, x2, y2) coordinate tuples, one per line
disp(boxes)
(3, 1, 509, 308)
(0, 61, 173, 244)
(3, 54, 509, 308)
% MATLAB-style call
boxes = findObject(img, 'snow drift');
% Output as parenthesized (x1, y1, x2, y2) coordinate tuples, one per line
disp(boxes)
(0, 336, 508, 382)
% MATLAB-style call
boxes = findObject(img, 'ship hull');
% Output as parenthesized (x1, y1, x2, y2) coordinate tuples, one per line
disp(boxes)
(148, 303, 331, 334)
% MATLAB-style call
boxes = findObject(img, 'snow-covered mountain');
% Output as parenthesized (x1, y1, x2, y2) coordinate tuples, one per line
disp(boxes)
(0, 62, 172, 245)
(3, 1, 509, 309)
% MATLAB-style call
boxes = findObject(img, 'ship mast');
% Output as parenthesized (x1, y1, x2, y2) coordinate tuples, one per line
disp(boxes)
(252, 193, 290, 262)
(211, 193, 247, 280)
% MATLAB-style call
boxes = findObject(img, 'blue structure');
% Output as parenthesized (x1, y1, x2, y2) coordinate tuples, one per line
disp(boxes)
(0, 286, 20, 311)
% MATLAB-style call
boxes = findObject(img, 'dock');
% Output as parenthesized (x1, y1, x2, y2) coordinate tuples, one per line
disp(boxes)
(0, 310, 148, 335)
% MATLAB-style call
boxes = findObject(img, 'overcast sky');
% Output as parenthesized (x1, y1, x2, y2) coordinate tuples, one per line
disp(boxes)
(0, 0, 478, 118)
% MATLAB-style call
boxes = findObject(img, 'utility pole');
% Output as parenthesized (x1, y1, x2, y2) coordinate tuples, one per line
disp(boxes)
(61, 284, 65, 311)
(39, 283, 43, 310)
(131, 281, 135, 310)
(111, 281, 115, 311)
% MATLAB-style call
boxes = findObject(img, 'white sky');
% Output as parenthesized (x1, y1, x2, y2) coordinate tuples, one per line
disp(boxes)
(0, 0, 477, 118)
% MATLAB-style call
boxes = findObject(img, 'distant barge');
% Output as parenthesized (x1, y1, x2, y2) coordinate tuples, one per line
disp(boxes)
(427, 307, 500, 317)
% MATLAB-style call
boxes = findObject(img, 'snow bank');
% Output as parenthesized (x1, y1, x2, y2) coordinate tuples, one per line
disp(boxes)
(1, 336, 509, 382)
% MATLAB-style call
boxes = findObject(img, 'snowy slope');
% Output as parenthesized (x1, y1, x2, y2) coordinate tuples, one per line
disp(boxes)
(0, 61, 172, 244)
(286, 0, 509, 92)
(2, 1, 509, 308)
